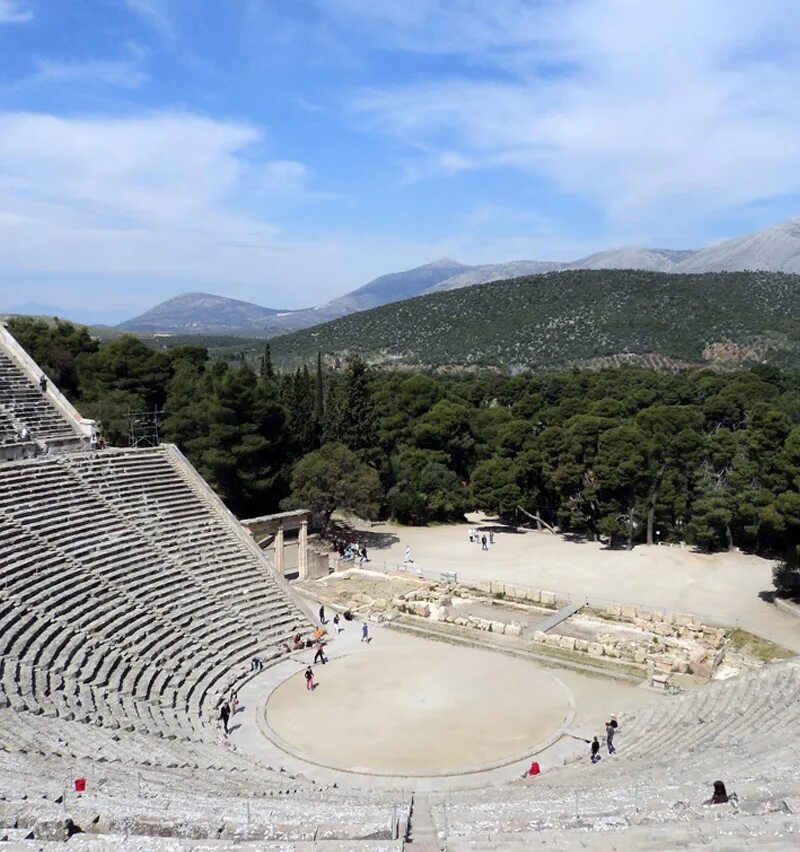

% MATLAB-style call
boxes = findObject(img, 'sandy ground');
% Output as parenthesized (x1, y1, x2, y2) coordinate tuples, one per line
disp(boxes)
(265, 628, 647, 775)
(349, 516, 800, 652)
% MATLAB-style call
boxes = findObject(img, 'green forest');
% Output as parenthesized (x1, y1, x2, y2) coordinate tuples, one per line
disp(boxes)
(268, 269, 800, 371)
(9, 316, 800, 597)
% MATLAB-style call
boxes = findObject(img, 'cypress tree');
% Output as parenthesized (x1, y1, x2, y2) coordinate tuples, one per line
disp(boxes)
(260, 343, 275, 379)
(339, 356, 379, 461)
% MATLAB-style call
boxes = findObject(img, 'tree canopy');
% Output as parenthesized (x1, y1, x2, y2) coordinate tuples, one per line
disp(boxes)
(13, 318, 800, 590)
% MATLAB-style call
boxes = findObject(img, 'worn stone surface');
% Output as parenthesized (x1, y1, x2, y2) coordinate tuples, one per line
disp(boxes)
(33, 818, 73, 842)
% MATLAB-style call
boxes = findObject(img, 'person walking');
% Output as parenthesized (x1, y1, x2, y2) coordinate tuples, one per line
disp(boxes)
(481, 534, 488, 551)
(404, 546, 413, 564)
(333, 613, 343, 634)
(229, 690, 239, 717)
(590, 736, 601, 763)
(219, 702, 230, 735)
(489, 530, 495, 545)
(319, 604, 327, 625)
(305, 666, 315, 691)
(314, 641, 327, 665)
(605, 720, 616, 755)
(361, 622, 370, 643)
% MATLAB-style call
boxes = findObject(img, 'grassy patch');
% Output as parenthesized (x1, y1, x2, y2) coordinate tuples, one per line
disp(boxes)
(726, 628, 795, 663)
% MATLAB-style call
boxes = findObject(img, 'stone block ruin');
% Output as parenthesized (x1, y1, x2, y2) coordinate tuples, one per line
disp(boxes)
(307, 570, 742, 682)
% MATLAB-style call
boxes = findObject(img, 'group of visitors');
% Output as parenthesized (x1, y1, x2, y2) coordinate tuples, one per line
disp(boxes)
(336, 539, 369, 563)
(468, 528, 495, 551)
(305, 608, 370, 692)
(589, 716, 618, 763)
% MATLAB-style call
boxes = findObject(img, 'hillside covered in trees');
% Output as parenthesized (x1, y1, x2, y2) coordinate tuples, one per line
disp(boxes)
(268, 269, 800, 372)
(8, 316, 800, 596)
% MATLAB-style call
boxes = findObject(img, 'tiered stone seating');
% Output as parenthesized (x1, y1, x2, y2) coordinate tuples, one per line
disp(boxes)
(0, 348, 79, 444)
(0, 443, 414, 842)
(428, 660, 800, 845)
(0, 736, 409, 844)
(0, 447, 312, 738)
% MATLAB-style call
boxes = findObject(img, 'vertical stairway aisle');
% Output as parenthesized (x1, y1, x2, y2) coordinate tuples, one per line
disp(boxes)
(405, 792, 442, 850)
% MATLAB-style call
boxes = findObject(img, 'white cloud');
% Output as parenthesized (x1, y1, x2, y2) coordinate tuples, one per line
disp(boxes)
(261, 160, 311, 193)
(123, 0, 174, 38)
(0, 112, 290, 291)
(0, 111, 398, 313)
(348, 0, 800, 230)
(0, 0, 31, 23)
(29, 55, 148, 89)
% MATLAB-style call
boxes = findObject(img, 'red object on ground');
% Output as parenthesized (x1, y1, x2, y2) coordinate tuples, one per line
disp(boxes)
(528, 761, 540, 776)
(74, 778, 86, 793)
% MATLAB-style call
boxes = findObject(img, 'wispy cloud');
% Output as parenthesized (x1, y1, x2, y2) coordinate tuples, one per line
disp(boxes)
(0, 111, 366, 309)
(123, 0, 174, 38)
(0, 112, 277, 273)
(348, 0, 800, 230)
(0, 0, 32, 23)
(30, 54, 148, 89)
(261, 160, 311, 193)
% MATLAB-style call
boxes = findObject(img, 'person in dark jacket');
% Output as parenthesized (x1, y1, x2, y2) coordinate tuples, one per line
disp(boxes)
(590, 736, 601, 763)
(704, 781, 729, 805)
(219, 702, 230, 735)
(305, 666, 315, 691)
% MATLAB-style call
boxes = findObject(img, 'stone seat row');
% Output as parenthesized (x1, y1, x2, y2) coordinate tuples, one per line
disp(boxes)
(432, 763, 800, 839)
(0, 729, 413, 842)
(426, 662, 800, 834)
(0, 447, 312, 737)
(0, 351, 78, 441)
(0, 593, 300, 733)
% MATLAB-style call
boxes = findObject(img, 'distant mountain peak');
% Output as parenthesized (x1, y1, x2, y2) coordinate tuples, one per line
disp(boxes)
(427, 257, 467, 268)
(117, 292, 292, 334)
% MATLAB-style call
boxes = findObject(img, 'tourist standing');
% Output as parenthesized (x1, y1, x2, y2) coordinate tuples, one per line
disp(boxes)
(590, 736, 601, 763)
(481, 534, 488, 551)
(219, 702, 230, 735)
(489, 530, 495, 545)
(305, 666, 315, 690)
(404, 546, 413, 565)
(319, 604, 327, 624)
(333, 613, 343, 634)
(605, 720, 616, 755)
(361, 622, 370, 643)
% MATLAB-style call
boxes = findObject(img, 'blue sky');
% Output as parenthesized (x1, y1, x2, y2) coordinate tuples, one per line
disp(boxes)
(1, 0, 800, 323)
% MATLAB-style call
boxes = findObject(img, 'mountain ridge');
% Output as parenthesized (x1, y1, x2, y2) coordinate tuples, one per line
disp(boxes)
(268, 269, 800, 372)
(115, 216, 800, 335)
